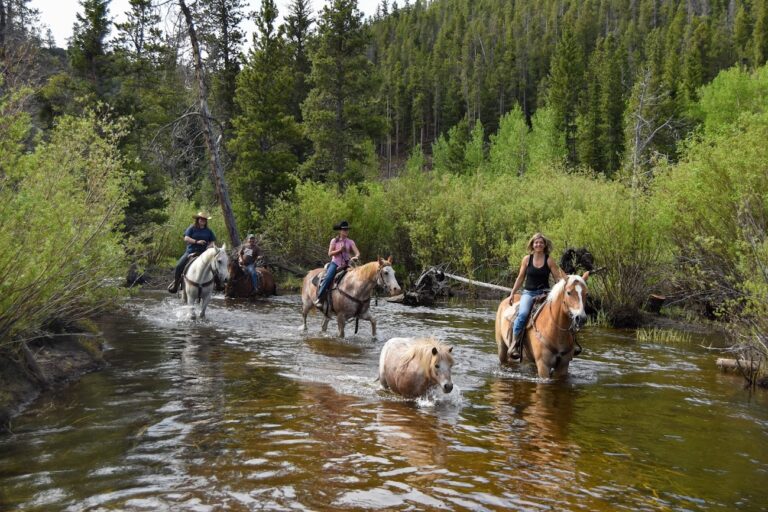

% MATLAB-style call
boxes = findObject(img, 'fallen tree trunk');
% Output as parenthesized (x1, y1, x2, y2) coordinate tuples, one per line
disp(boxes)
(440, 271, 512, 294)
(716, 358, 762, 373)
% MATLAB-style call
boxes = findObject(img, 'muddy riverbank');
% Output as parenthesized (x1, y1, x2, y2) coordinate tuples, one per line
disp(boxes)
(0, 326, 105, 433)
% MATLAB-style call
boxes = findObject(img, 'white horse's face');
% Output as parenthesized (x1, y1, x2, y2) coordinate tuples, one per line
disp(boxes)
(377, 257, 402, 296)
(563, 273, 590, 329)
(431, 345, 454, 394)
(213, 244, 229, 283)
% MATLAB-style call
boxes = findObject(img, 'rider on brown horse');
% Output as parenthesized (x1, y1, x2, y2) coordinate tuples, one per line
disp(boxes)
(314, 220, 360, 308)
(506, 233, 567, 360)
(238, 234, 263, 295)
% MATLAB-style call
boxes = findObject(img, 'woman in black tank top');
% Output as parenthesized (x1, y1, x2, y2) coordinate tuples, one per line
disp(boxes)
(505, 233, 567, 359)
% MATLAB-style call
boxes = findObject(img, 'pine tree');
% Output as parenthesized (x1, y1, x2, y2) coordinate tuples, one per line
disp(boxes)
(69, 0, 112, 97)
(754, 0, 768, 66)
(301, 0, 382, 187)
(196, 0, 246, 128)
(284, 0, 314, 122)
(228, 0, 301, 222)
(489, 104, 529, 176)
(547, 29, 584, 166)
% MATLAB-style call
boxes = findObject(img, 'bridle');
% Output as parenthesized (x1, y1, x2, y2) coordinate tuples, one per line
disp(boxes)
(531, 285, 585, 374)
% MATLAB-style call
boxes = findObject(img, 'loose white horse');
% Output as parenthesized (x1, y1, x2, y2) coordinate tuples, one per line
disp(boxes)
(301, 257, 402, 338)
(180, 244, 229, 319)
(379, 337, 454, 398)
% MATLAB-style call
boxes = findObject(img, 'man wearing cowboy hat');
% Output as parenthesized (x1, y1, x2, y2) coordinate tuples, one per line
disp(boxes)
(315, 220, 360, 307)
(168, 211, 217, 293)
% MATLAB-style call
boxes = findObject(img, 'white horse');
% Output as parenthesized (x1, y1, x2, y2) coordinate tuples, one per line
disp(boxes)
(180, 244, 229, 319)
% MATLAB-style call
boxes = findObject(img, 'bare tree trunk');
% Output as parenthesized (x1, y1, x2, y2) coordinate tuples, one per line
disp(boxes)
(179, 0, 240, 248)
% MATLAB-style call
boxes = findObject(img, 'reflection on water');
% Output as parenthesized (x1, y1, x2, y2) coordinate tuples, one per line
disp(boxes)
(0, 291, 767, 511)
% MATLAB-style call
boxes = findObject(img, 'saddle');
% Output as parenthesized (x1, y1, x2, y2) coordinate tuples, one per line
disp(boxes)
(503, 293, 548, 332)
(311, 266, 348, 289)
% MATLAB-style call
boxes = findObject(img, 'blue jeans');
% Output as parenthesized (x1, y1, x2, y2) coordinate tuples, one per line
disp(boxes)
(246, 264, 260, 292)
(513, 289, 547, 335)
(317, 262, 338, 300)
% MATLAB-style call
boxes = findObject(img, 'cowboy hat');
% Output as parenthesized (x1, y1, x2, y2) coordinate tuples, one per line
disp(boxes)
(333, 220, 351, 230)
(193, 211, 212, 220)
(246, 233, 256, 240)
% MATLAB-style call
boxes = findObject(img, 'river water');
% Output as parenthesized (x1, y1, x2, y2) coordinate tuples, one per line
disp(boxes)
(1, 291, 767, 511)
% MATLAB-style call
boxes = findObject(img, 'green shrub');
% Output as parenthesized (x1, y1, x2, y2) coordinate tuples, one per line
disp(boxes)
(0, 94, 138, 346)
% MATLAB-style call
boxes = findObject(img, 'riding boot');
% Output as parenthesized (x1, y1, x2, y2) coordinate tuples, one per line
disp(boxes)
(508, 332, 523, 360)
(168, 276, 181, 294)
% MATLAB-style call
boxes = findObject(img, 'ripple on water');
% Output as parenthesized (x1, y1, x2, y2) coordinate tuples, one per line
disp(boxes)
(2, 292, 767, 512)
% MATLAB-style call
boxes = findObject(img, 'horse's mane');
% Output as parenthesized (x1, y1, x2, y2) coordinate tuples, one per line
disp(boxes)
(353, 260, 385, 281)
(546, 275, 586, 303)
(397, 337, 453, 375)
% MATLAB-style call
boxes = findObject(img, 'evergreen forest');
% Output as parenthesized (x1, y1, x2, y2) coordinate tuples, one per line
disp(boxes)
(0, 0, 767, 375)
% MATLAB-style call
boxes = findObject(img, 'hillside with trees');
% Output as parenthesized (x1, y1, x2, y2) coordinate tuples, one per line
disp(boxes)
(0, 0, 767, 378)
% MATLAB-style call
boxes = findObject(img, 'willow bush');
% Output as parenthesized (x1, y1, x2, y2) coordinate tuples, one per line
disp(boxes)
(0, 92, 138, 347)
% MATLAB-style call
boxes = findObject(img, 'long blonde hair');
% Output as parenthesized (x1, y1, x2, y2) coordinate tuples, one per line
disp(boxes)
(526, 232, 553, 254)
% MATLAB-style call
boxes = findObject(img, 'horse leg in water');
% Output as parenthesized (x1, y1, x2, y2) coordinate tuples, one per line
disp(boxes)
(185, 286, 198, 320)
(358, 309, 377, 338)
(199, 286, 212, 319)
(336, 314, 346, 338)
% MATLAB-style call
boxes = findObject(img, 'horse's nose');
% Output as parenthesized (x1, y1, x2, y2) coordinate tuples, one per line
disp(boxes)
(574, 315, 586, 330)
(443, 382, 453, 393)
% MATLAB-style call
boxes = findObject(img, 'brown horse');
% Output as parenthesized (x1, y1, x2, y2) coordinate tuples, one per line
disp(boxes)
(378, 337, 454, 398)
(301, 257, 401, 338)
(224, 259, 277, 298)
(495, 272, 590, 379)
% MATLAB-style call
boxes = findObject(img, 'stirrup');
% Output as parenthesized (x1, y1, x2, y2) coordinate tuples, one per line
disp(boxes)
(167, 281, 179, 294)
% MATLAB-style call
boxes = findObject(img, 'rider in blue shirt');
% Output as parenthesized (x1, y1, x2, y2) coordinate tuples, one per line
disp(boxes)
(168, 211, 217, 293)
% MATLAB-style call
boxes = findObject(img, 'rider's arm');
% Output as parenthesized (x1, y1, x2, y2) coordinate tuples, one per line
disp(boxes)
(349, 241, 360, 259)
(549, 257, 567, 281)
(507, 256, 528, 304)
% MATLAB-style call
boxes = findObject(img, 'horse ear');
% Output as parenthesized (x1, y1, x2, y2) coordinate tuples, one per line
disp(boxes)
(378, 256, 383, 265)
(581, 271, 590, 281)
(387, 255, 393, 264)
(431, 346, 438, 355)
(448, 346, 453, 353)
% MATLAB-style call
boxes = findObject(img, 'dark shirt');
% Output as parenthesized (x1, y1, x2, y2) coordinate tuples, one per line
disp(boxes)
(184, 225, 216, 254)
(523, 254, 551, 291)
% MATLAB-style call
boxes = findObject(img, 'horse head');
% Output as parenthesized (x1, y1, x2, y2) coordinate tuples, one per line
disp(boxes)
(553, 271, 590, 331)
(211, 244, 229, 285)
(376, 256, 402, 296)
(428, 343, 454, 394)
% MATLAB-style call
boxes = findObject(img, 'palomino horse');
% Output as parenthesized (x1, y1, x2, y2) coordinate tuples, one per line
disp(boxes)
(301, 257, 401, 337)
(180, 245, 229, 319)
(378, 337, 454, 398)
(224, 259, 277, 298)
(495, 272, 590, 379)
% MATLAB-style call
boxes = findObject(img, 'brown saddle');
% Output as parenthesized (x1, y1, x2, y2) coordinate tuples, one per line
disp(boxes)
(509, 292, 549, 332)
(311, 266, 348, 289)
